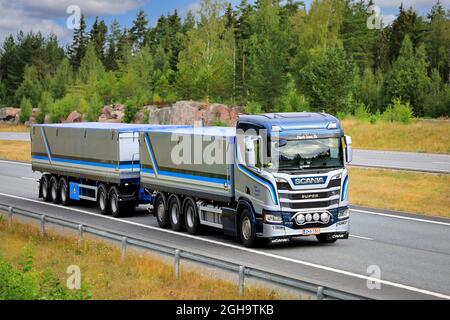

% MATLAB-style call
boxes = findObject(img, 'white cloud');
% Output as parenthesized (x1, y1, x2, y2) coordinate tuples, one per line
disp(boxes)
(0, 0, 144, 44)
(180, 2, 201, 17)
(382, 14, 397, 26)
(372, 0, 450, 10)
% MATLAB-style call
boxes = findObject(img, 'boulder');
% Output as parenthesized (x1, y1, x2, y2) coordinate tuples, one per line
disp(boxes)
(65, 111, 82, 123)
(0, 107, 20, 121)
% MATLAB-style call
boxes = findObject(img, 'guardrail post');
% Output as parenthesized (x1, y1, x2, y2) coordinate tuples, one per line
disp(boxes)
(239, 266, 245, 296)
(174, 249, 181, 279)
(8, 206, 13, 227)
(317, 286, 324, 300)
(77, 225, 84, 250)
(121, 237, 127, 260)
(40, 215, 46, 237)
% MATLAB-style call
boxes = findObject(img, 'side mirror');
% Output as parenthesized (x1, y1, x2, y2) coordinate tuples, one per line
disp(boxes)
(344, 135, 353, 163)
(244, 136, 258, 168)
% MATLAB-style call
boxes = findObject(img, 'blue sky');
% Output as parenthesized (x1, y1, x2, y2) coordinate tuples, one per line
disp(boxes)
(0, 0, 448, 45)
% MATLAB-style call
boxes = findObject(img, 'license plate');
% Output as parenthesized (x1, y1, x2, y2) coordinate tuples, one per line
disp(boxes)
(301, 228, 321, 236)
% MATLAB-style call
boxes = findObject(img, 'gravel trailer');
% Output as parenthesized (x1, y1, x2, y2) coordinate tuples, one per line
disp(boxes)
(31, 123, 183, 217)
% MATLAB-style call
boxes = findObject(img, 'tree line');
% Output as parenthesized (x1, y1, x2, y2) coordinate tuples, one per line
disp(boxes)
(0, 0, 449, 124)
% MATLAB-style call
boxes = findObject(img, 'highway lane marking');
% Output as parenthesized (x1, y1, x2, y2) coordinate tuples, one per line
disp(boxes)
(0, 192, 449, 300)
(21, 177, 38, 182)
(0, 160, 31, 166)
(349, 235, 373, 241)
(351, 209, 450, 227)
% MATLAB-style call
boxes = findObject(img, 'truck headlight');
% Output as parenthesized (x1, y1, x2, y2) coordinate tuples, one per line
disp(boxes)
(338, 209, 350, 219)
(305, 213, 312, 222)
(313, 213, 320, 221)
(264, 213, 283, 223)
(320, 212, 330, 223)
(296, 214, 305, 225)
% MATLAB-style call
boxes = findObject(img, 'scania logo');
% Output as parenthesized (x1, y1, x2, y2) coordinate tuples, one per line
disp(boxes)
(292, 176, 327, 185)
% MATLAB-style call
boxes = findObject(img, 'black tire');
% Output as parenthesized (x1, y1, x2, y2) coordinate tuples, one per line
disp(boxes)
(50, 176, 60, 204)
(40, 175, 51, 202)
(316, 234, 337, 244)
(109, 187, 125, 218)
(240, 208, 257, 248)
(154, 194, 170, 228)
(168, 195, 184, 231)
(98, 185, 109, 215)
(183, 197, 200, 235)
(59, 177, 70, 206)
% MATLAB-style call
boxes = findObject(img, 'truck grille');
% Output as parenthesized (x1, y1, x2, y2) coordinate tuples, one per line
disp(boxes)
(280, 199, 339, 210)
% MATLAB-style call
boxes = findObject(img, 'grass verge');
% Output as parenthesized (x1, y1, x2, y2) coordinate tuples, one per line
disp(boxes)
(342, 119, 450, 154)
(0, 141, 30, 162)
(0, 124, 29, 132)
(349, 168, 450, 218)
(0, 218, 290, 300)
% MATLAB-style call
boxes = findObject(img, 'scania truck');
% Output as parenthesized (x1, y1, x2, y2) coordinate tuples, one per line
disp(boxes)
(32, 112, 353, 247)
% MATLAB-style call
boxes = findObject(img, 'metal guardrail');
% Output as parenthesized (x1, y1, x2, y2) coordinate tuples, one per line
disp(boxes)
(0, 203, 371, 300)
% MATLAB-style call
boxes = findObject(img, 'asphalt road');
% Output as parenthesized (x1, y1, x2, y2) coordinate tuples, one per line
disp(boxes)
(0, 160, 449, 300)
(1, 132, 449, 173)
(352, 149, 450, 174)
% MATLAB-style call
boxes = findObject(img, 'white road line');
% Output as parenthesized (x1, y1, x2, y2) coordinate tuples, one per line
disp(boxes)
(351, 209, 450, 226)
(21, 177, 38, 181)
(0, 191, 449, 300)
(0, 160, 31, 166)
(349, 235, 373, 241)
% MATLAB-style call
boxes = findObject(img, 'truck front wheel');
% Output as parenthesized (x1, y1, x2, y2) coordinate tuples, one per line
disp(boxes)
(155, 194, 170, 228)
(240, 209, 257, 248)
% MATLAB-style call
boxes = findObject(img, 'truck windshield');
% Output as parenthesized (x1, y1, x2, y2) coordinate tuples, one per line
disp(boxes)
(270, 138, 344, 172)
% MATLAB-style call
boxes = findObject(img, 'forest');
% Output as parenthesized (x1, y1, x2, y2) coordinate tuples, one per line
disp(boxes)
(0, 0, 449, 124)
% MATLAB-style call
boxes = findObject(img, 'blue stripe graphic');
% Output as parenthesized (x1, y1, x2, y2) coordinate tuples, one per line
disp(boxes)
(237, 164, 278, 206)
(32, 155, 140, 170)
(341, 176, 349, 201)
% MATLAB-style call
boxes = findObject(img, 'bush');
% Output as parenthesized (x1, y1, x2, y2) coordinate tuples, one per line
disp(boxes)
(353, 103, 371, 121)
(50, 94, 78, 123)
(124, 98, 138, 123)
(0, 251, 91, 300)
(86, 94, 103, 122)
(382, 98, 414, 124)
(19, 96, 33, 124)
(245, 101, 263, 114)
(36, 91, 54, 124)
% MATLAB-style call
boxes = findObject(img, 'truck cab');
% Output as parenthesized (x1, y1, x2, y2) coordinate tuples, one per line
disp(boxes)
(234, 112, 352, 246)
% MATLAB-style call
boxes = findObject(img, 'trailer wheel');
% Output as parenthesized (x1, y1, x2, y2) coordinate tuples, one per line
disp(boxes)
(168, 195, 184, 231)
(50, 176, 60, 204)
(183, 197, 200, 235)
(240, 209, 257, 248)
(59, 177, 70, 206)
(40, 175, 51, 202)
(109, 187, 125, 218)
(155, 194, 170, 228)
(98, 185, 109, 215)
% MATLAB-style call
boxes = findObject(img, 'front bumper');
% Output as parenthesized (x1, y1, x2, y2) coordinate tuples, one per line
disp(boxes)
(257, 208, 350, 239)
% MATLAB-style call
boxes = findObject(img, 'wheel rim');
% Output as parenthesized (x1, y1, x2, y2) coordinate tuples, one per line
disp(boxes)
(60, 183, 66, 202)
(157, 203, 165, 221)
(99, 191, 106, 210)
(186, 206, 195, 228)
(242, 217, 252, 241)
(111, 194, 117, 213)
(51, 182, 57, 200)
(42, 181, 48, 198)
(171, 203, 179, 224)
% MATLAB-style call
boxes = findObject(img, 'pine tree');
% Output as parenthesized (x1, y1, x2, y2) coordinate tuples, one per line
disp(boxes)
(15, 65, 42, 107)
(50, 58, 73, 99)
(68, 15, 88, 70)
(19, 96, 32, 123)
(90, 17, 108, 64)
(130, 10, 148, 50)
(384, 36, 431, 116)
(248, 0, 287, 110)
(105, 20, 122, 71)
